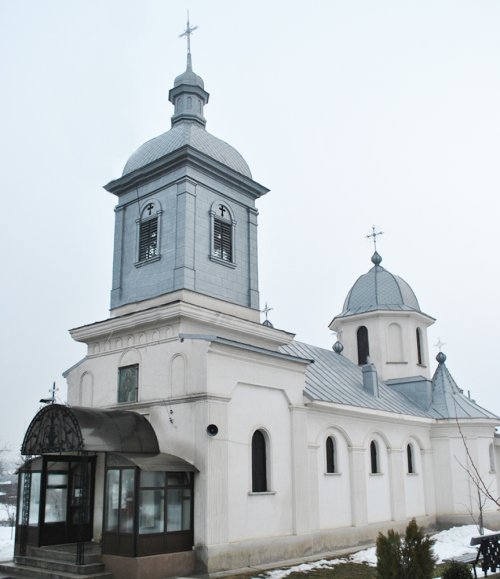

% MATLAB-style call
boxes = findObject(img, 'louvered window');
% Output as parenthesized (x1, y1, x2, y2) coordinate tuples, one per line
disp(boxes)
(213, 218, 232, 262)
(139, 217, 158, 262)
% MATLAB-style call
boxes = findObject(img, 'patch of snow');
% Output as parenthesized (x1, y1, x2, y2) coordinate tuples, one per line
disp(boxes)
(253, 526, 494, 578)
(0, 527, 14, 562)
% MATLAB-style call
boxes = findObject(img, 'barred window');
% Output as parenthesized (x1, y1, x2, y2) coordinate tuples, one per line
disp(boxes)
(139, 217, 158, 261)
(214, 218, 232, 262)
(137, 201, 161, 265)
(211, 203, 234, 264)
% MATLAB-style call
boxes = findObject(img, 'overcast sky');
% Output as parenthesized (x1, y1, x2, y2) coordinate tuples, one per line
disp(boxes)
(1, 0, 499, 455)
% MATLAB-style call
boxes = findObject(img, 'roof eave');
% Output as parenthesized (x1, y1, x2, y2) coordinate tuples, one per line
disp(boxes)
(104, 145, 269, 200)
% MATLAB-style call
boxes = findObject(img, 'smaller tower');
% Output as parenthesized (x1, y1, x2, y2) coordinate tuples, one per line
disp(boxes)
(329, 251, 435, 381)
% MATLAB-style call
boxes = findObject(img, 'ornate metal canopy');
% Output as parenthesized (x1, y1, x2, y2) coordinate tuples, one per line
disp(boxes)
(21, 404, 160, 455)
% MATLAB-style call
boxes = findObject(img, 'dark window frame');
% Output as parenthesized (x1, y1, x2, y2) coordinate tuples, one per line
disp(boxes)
(117, 364, 139, 404)
(407, 443, 414, 474)
(370, 440, 379, 474)
(251, 430, 268, 492)
(210, 203, 236, 267)
(357, 326, 370, 365)
(416, 327, 423, 365)
(326, 436, 336, 474)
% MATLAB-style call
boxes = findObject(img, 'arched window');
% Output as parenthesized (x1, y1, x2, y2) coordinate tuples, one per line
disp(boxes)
(187, 96, 192, 109)
(370, 440, 378, 474)
(388, 323, 403, 362)
(490, 444, 496, 473)
(326, 436, 337, 473)
(211, 203, 234, 264)
(252, 430, 268, 492)
(357, 326, 370, 365)
(137, 201, 161, 263)
(416, 328, 423, 365)
(407, 443, 415, 474)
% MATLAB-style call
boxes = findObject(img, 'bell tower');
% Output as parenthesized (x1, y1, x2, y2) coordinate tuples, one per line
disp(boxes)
(104, 23, 268, 318)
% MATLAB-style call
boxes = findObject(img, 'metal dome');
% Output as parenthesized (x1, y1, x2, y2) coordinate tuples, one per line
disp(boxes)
(122, 122, 252, 178)
(338, 252, 421, 318)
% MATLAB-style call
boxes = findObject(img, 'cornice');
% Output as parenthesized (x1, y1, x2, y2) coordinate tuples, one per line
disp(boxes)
(70, 299, 294, 349)
(104, 145, 269, 200)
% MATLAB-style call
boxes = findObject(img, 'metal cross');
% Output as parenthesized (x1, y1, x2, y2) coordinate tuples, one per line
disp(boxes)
(145, 203, 154, 216)
(218, 204, 226, 217)
(365, 225, 384, 252)
(262, 302, 273, 321)
(40, 382, 58, 404)
(179, 11, 198, 55)
(434, 338, 446, 351)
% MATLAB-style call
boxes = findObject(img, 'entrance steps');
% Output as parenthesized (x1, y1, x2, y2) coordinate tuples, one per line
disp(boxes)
(0, 543, 113, 579)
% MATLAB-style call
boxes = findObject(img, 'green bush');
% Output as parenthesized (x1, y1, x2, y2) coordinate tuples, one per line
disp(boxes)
(376, 518, 436, 579)
(441, 561, 473, 579)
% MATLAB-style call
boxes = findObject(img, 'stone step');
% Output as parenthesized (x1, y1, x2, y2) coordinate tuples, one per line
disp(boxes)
(25, 544, 103, 565)
(16, 556, 106, 575)
(0, 561, 113, 579)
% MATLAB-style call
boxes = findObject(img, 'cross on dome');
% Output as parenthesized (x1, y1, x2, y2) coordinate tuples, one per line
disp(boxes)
(366, 225, 384, 252)
(179, 12, 198, 70)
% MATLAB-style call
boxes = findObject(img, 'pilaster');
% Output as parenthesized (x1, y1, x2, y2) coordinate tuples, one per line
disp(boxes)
(174, 178, 197, 291)
(349, 446, 368, 526)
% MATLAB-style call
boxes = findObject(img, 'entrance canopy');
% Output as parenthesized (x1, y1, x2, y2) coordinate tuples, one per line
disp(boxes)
(21, 404, 160, 455)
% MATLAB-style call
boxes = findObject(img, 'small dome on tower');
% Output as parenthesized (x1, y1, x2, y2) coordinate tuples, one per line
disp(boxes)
(337, 252, 421, 318)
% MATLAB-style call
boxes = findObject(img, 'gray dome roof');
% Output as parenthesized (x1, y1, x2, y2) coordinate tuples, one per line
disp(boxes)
(339, 253, 421, 318)
(123, 122, 252, 178)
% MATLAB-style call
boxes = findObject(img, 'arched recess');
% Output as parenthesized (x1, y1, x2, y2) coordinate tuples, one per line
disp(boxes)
(80, 372, 94, 407)
(317, 427, 352, 528)
(403, 436, 426, 518)
(170, 354, 187, 398)
(490, 443, 496, 473)
(387, 323, 404, 362)
(357, 326, 370, 365)
(365, 432, 391, 524)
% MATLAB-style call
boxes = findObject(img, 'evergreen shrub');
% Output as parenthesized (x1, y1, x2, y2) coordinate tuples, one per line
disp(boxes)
(441, 561, 474, 579)
(376, 518, 436, 579)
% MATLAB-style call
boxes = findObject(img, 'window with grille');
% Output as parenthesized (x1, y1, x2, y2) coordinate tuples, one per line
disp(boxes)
(211, 203, 234, 264)
(214, 218, 232, 262)
(139, 217, 158, 262)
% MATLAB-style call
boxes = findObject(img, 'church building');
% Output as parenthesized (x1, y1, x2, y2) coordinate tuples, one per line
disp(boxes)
(9, 31, 500, 579)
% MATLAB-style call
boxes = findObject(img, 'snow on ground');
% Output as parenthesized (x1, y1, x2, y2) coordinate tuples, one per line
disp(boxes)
(253, 525, 490, 579)
(0, 525, 491, 575)
(0, 527, 14, 562)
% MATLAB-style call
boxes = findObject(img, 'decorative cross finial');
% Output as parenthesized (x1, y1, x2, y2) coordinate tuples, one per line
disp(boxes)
(365, 225, 384, 252)
(261, 302, 273, 322)
(434, 338, 446, 351)
(40, 381, 59, 405)
(179, 11, 198, 57)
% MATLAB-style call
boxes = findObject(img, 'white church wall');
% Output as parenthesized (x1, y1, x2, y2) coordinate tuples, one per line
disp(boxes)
(227, 383, 294, 541)
(316, 427, 352, 529)
(365, 432, 391, 523)
(403, 438, 426, 518)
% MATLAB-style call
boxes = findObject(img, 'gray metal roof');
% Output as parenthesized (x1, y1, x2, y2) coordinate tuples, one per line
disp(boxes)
(337, 253, 422, 318)
(282, 341, 425, 416)
(427, 355, 498, 419)
(123, 121, 252, 178)
(280, 341, 498, 421)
